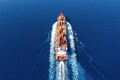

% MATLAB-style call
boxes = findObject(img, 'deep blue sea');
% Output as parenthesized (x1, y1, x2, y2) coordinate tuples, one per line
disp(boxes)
(0, 0, 120, 80)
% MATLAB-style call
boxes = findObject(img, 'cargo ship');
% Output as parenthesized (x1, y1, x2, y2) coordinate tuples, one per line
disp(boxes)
(56, 13, 68, 61)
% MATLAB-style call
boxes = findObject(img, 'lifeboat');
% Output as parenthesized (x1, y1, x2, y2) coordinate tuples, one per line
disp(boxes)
(56, 13, 68, 61)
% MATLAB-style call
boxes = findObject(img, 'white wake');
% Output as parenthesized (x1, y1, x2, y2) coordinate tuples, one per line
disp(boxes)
(49, 22, 86, 80)
(56, 61, 68, 80)
(49, 22, 57, 80)
(67, 22, 86, 80)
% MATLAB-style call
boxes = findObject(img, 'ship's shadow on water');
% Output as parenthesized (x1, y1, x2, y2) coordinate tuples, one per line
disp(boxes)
(74, 34, 111, 80)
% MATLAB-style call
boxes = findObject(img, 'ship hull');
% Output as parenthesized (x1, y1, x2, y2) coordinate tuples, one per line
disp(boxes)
(56, 13, 68, 61)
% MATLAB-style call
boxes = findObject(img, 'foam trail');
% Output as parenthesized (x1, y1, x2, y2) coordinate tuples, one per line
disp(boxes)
(49, 21, 86, 80)
(67, 22, 86, 80)
(56, 61, 68, 80)
(49, 22, 57, 80)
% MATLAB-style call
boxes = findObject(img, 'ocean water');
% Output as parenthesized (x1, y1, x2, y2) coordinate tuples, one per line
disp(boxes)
(0, 0, 120, 80)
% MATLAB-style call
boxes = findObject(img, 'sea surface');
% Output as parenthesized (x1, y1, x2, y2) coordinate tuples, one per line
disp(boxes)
(0, 0, 120, 80)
